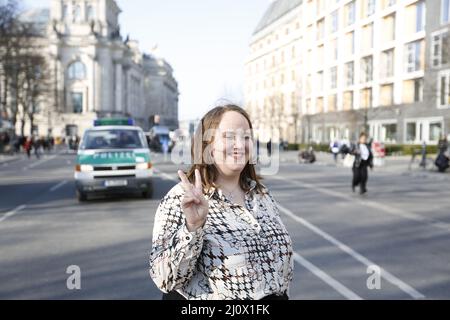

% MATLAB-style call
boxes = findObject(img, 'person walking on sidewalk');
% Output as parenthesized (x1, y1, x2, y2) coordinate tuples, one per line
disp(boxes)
(24, 137, 32, 159)
(350, 132, 373, 195)
(330, 140, 340, 163)
(149, 105, 294, 300)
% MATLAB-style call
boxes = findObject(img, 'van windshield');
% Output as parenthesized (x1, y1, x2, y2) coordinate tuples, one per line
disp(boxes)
(80, 129, 145, 150)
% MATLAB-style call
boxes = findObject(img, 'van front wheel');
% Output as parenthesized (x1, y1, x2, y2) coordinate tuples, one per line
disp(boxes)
(77, 190, 88, 202)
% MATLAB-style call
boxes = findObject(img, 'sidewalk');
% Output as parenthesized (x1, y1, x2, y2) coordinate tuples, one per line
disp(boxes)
(0, 154, 21, 165)
(278, 150, 450, 180)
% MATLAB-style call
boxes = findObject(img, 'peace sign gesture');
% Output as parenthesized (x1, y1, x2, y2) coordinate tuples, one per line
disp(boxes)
(178, 169, 209, 232)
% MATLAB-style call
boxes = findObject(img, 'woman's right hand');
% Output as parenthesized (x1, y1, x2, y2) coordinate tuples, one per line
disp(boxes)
(178, 169, 209, 232)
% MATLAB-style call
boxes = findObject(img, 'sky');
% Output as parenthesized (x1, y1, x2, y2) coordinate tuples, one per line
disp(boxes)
(23, 0, 271, 121)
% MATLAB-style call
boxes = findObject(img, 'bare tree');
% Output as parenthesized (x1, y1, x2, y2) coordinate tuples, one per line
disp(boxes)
(0, 0, 19, 119)
(0, 2, 54, 136)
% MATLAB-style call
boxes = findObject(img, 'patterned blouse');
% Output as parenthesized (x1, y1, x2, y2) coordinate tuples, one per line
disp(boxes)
(149, 179, 294, 300)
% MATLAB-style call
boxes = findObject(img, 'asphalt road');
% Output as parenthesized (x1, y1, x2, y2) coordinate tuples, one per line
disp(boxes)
(1, 150, 450, 299)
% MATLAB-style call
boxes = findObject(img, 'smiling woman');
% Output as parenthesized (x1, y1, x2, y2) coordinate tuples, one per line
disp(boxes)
(149, 105, 294, 300)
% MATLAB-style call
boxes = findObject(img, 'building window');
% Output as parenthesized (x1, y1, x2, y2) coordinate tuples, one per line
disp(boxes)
(306, 99, 312, 114)
(317, 45, 324, 64)
(73, 5, 81, 22)
(71, 92, 83, 113)
(416, 1, 425, 32)
(438, 70, 450, 107)
(382, 124, 397, 142)
(414, 78, 423, 102)
(331, 38, 338, 60)
(331, 10, 339, 33)
(432, 31, 449, 67)
(291, 92, 296, 110)
(430, 122, 443, 141)
(362, 23, 373, 51)
(328, 94, 337, 112)
(404, 40, 424, 73)
(368, 0, 376, 15)
(345, 1, 356, 26)
(403, 78, 423, 103)
(382, 14, 395, 42)
(361, 56, 373, 83)
(382, 0, 396, 9)
(360, 88, 372, 108)
(68, 61, 86, 80)
(380, 49, 394, 78)
(362, 0, 376, 17)
(62, 5, 68, 19)
(345, 31, 355, 56)
(343, 91, 354, 110)
(317, 18, 325, 40)
(317, 71, 324, 91)
(442, 0, 450, 24)
(87, 5, 95, 21)
(380, 84, 394, 106)
(406, 122, 416, 142)
(316, 97, 324, 113)
(345, 61, 354, 86)
(330, 66, 337, 89)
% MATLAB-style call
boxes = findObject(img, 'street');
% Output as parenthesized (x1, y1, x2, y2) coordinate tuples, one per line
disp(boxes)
(1, 150, 450, 299)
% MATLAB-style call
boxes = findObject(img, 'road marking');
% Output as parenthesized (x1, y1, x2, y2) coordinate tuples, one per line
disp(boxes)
(22, 151, 66, 171)
(272, 175, 450, 233)
(292, 252, 363, 300)
(277, 204, 425, 299)
(50, 180, 68, 192)
(154, 169, 178, 182)
(0, 205, 27, 223)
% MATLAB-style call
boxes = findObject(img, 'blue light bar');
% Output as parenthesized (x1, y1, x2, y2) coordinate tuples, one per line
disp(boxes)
(94, 118, 135, 126)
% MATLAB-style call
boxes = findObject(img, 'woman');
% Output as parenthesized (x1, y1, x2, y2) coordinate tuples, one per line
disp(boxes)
(351, 132, 373, 195)
(149, 105, 294, 300)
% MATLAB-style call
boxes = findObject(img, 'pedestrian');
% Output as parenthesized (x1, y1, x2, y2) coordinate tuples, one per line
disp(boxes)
(149, 104, 294, 300)
(438, 134, 448, 154)
(330, 139, 340, 163)
(350, 132, 373, 195)
(24, 137, 32, 159)
(435, 135, 449, 172)
(33, 136, 41, 159)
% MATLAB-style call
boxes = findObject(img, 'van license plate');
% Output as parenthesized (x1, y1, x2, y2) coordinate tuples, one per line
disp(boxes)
(105, 180, 128, 187)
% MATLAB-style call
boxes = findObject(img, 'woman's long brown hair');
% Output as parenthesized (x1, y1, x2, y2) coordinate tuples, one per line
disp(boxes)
(185, 104, 264, 194)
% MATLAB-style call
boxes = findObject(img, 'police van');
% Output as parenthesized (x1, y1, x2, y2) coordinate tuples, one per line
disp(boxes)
(74, 118, 154, 202)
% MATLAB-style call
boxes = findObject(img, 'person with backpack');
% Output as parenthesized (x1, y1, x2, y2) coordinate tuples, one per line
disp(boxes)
(350, 132, 373, 195)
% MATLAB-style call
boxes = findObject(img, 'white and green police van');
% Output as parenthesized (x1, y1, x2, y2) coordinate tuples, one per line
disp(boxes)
(74, 118, 154, 201)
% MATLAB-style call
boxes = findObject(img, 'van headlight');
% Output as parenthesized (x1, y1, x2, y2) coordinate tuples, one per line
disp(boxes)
(136, 162, 152, 170)
(76, 164, 94, 172)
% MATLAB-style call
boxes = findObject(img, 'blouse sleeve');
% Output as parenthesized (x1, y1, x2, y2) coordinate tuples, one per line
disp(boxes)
(149, 184, 205, 293)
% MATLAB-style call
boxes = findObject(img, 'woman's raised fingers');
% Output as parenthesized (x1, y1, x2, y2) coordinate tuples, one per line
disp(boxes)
(194, 169, 202, 190)
(178, 170, 192, 187)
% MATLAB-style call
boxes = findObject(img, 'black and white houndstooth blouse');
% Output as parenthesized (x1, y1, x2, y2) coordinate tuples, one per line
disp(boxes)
(149, 178, 294, 300)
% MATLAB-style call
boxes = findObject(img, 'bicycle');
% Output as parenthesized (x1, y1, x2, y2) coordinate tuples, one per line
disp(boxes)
(408, 148, 435, 171)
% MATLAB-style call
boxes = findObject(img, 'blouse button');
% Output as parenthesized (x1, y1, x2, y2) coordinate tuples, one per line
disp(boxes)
(186, 236, 191, 241)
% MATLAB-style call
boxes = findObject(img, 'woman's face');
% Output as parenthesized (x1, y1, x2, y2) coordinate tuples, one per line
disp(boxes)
(211, 111, 253, 177)
(359, 135, 367, 144)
